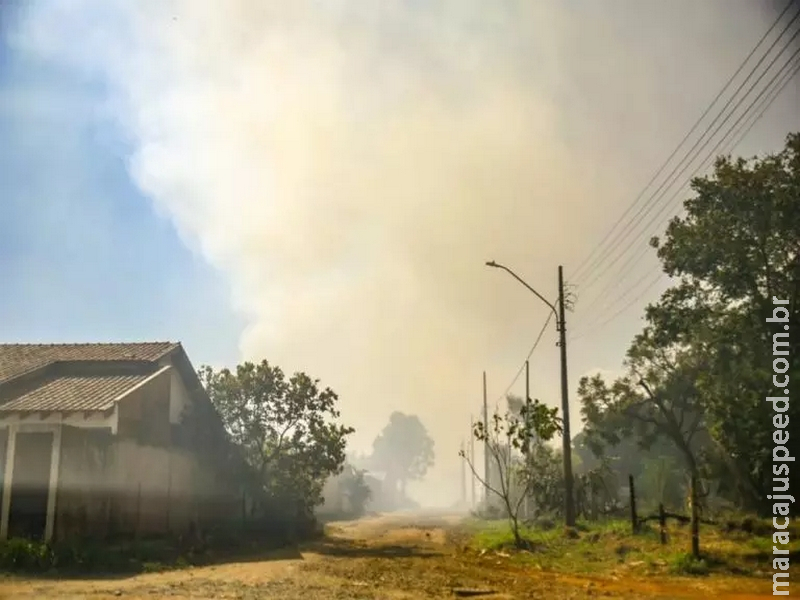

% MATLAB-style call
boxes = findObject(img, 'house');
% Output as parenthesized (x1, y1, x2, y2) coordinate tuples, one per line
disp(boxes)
(0, 342, 240, 542)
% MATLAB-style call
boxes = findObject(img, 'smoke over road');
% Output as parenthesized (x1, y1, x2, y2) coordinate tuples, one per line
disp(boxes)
(10, 0, 798, 505)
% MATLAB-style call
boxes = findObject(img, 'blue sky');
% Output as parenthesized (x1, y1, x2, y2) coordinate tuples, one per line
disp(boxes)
(0, 6, 242, 367)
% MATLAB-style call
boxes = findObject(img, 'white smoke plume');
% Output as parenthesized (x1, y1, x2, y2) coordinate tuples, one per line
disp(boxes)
(11, 0, 797, 504)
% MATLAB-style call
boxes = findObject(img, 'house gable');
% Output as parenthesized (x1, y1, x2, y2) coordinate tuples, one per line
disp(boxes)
(0, 343, 188, 416)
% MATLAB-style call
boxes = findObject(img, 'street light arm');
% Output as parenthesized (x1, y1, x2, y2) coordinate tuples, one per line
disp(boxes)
(485, 260, 559, 319)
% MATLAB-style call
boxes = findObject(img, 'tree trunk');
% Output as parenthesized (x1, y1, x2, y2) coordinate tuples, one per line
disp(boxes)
(510, 515, 523, 548)
(690, 472, 700, 558)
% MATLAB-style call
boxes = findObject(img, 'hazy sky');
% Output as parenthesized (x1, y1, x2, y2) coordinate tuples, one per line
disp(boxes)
(1, 0, 798, 505)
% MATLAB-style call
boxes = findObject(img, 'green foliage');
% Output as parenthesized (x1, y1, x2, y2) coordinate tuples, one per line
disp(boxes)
(463, 396, 562, 547)
(0, 537, 200, 574)
(473, 396, 561, 450)
(638, 455, 684, 511)
(468, 516, 784, 579)
(647, 132, 800, 512)
(0, 538, 53, 571)
(370, 411, 435, 497)
(199, 360, 354, 531)
(340, 464, 372, 517)
(578, 330, 708, 475)
(525, 442, 566, 517)
(669, 552, 709, 576)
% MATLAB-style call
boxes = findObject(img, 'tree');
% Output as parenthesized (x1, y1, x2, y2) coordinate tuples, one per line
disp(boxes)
(370, 412, 435, 502)
(341, 466, 372, 517)
(648, 132, 800, 512)
(579, 329, 711, 557)
(461, 397, 561, 547)
(198, 360, 354, 530)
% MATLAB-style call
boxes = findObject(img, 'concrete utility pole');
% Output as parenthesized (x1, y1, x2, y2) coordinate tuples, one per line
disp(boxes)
(524, 359, 532, 520)
(459, 440, 467, 506)
(484, 260, 576, 527)
(557, 266, 576, 527)
(469, 416, 476, 508)
(483, 371, 489, 504)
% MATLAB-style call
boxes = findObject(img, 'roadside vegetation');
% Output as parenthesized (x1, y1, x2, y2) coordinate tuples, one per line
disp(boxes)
(462, 133, 800, 593)
(465, 516, 800, 579)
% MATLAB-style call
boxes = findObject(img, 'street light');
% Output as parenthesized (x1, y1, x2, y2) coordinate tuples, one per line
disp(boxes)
(485, 260, 576, 527)
(485, 261, 558, 318)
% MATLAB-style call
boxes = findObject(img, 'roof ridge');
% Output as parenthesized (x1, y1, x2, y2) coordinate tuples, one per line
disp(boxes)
(0, 342, 182, 387)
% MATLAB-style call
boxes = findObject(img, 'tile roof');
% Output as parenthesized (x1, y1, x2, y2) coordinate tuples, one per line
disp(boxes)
(0, 342, 180, 414)
(0, 373, 152, 413)
(0, 342, 179, 385)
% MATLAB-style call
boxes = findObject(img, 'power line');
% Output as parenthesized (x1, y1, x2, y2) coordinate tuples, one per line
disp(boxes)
(576, 14, 800, 296)
(570, 268, 655, 332)
(576, 39, 800, 316)
(726, 51, 800, 149)
(570, 52, 800, 337)
(492, 311, 554, 408)
(570, 273, 666, 343)
(570, 1, 800, 286)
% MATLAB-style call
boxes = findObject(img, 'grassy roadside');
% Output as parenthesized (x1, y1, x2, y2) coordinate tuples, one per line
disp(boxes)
(463, 516, 800, 580)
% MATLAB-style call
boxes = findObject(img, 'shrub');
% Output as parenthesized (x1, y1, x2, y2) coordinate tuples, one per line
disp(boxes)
(670, 552, 709, 576)
(0, 538, 53, 571)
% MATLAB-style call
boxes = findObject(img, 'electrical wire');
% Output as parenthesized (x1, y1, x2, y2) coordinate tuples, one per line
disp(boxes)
(570, 53, 800, 338)
(570, 1, 800, 286)
(490, 311, 555, 410)
(576, 39, 800, 316)
(576, 40, 800, 317)
(570, 272, 666, 343)
(576, 18, 800, 296)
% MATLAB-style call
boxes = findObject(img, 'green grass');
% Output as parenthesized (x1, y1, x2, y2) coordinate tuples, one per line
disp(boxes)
(465, 516, 800, 579)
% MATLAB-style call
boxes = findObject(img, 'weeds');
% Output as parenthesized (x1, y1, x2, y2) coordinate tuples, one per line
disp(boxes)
(468, 516, 800, 579)
(669, 552, 709, 576)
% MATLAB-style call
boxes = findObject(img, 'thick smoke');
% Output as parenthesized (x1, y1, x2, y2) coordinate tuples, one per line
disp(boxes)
(13, 0, 797, 504)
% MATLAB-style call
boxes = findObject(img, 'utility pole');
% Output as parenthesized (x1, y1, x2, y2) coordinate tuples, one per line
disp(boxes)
(460, 439, 466, 507)
(524, 359, 532, 520)
(483, 371, 489, 504)
(558, 265, 576, 527)
(469, 416, 476, 508)
(484, 259, 575, 527)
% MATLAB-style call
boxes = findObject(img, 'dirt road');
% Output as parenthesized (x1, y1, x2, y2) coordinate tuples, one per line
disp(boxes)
(0, 512, 779, 599)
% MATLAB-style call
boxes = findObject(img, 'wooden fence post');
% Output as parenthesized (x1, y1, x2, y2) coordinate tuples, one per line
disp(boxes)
(628, 475, 638, 534)
(690, 473, 700, 558)
(658, 503, 667, 544)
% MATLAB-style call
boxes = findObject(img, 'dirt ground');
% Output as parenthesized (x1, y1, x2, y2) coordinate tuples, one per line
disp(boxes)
(0, 512, 782, 599)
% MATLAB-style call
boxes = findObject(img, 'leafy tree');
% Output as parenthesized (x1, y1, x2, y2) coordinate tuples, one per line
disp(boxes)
(648, 132, 800, 512)
(525, 442, 567, 518)
(341, 466, 373, 517)
(579, 330, 711, 557)
(370, 412, 435, 501)
(461, 397, 561, 547)
(198, 361, 354, 530)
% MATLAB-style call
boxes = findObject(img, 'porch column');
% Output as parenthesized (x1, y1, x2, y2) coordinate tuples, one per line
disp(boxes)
(44, 424, 63, 542)
(0, 426, 17, 540)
